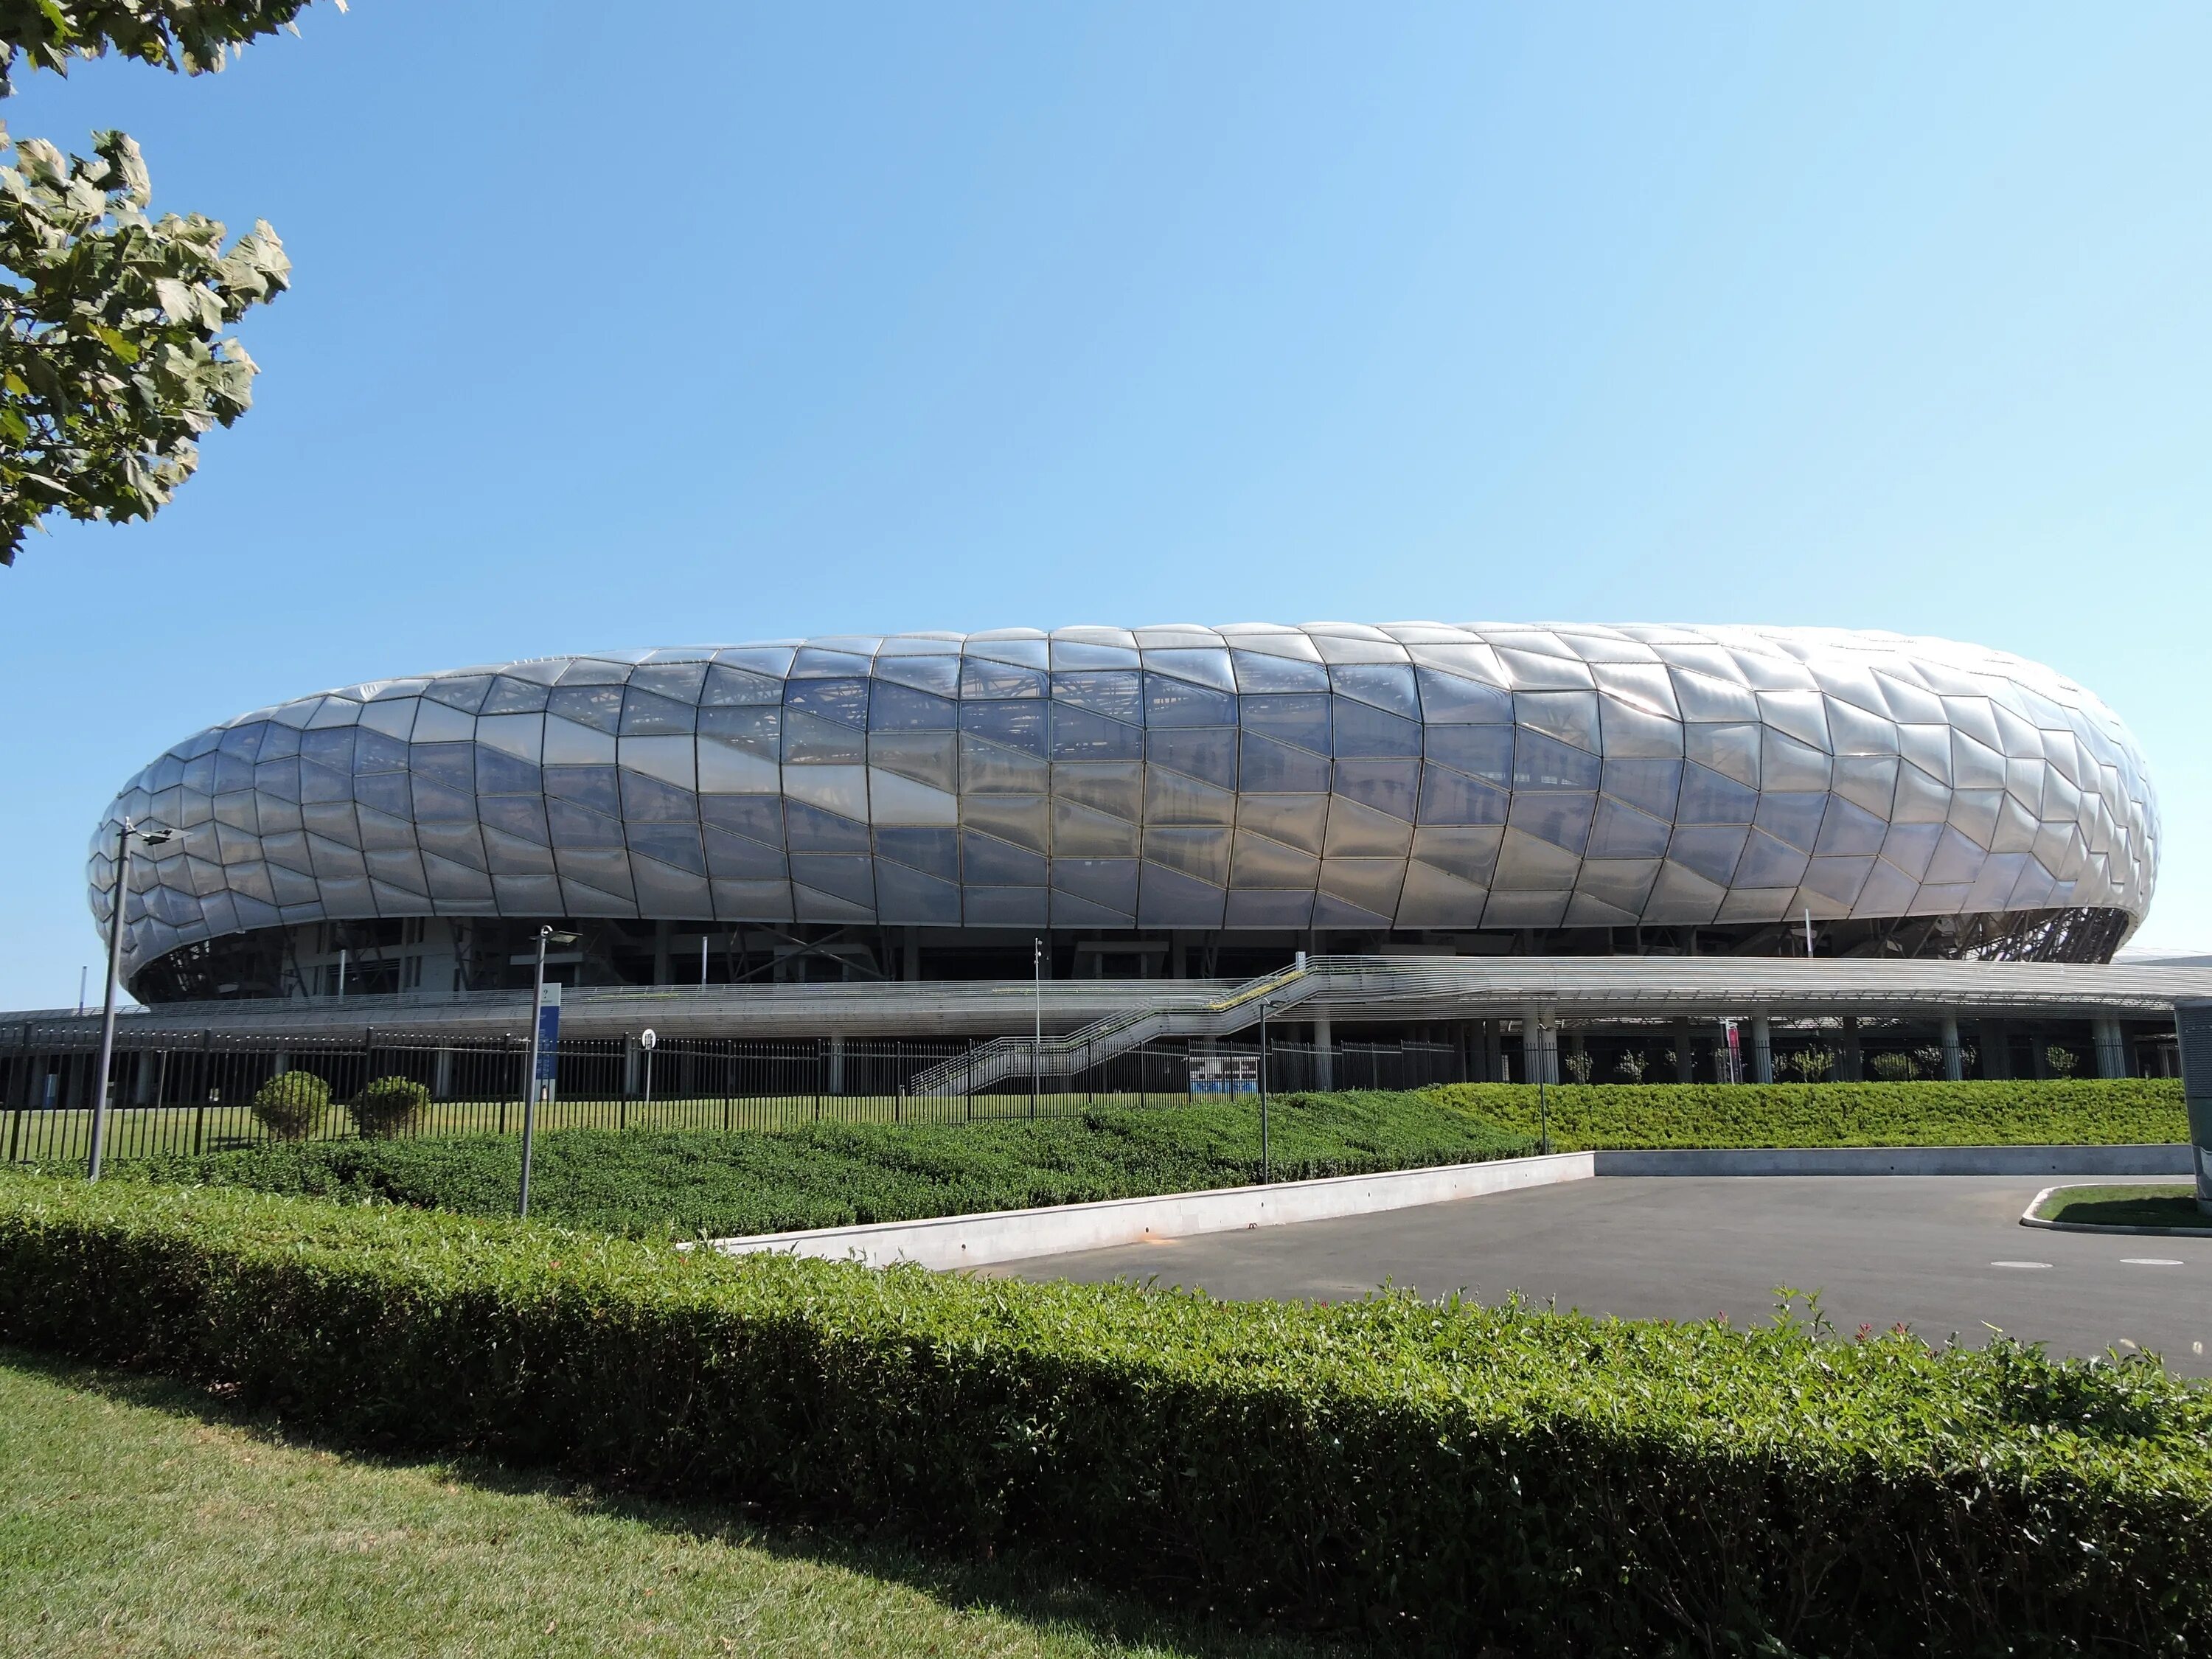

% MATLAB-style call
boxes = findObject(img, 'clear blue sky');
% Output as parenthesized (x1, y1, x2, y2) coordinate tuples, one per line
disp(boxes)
(3, 2, 2207, 1008)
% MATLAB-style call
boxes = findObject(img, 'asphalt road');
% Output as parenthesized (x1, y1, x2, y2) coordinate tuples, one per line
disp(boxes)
(995, 1175, 2212, 1374)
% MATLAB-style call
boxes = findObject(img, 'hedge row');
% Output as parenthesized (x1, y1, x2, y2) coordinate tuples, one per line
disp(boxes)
(2, 1172, 2205, 1653)
(1427, 1077, 2188, 1150)
(117, 1092, 1534, 1239)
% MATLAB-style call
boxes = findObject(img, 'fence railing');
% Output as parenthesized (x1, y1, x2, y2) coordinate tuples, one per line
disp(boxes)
(0, 1029, 1465, 1166)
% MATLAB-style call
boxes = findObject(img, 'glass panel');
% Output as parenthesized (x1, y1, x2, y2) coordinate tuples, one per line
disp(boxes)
(959, 734, 1049, 793)
(703, 827, 787, 880)
(1422, 723, 1512, 782)
(254, 722, 301, 762)
(548, 684, 625, 732)
(1051, 705, 1144, 762)
(785, 801, 869, 854)
(1324, 799, 1413, 859)
(1237, 791, 1329, 855)
(874, 861, 962, 925)
(874, 825, 960, 880)
(1232, 651, 1330, 694)
(473, 748, 540, 796)
(627, 824, 706, 874)
(784, 678, 870, 726)
(1333, 759, 1420, 821)
(1666, 823, 1750, 886)
(700, 793, 784, 846)
(1141, 824, 1231, 883)
(352, 729, 411, 773)
(1050, 638, 1141, 670)
(698, 704, 780, 755)
(1330, 699, 1421, 759)
(1146, 726, 1237, 788)
(1733, 830, 1810, 889)
(478, 796, 550, 844)
(1052, 670, 1144, 723)
(1239, 693, 1331, 754)
(781, 763, 870, 820)
(960, 658, 1048, 700)
(1329, 663, 1419, 717)
(555, 658, 633, 686)
(254, 759, 302, 803)
(869, 730, 959, 792)
(1141, 647, 1236, 692)
(869, 681, 958, 730)
(1051, 760, 1143, 821)
(1814, 793, 1890, 858)
(869, 653, 961, 697)
(1144, 674, 1237, 728)
(1136, 863, 1228, 927)
(1601, 757, 1683, 821)
(790, 647, 874, 678)
(787, 852, 874, 907)
(1053, 800, 1141, 856)
(620, 689, 698, 736)
(300, 728, 355, 771)
(1415, 667, 1514, 724)
(620, 771, 698, 824)
(627, 662, 709, 703)
(1144, 768, 1237, 826)
(422, 675, 493, 714)
(1512, 730, 1601, 790)
(411, 779, 476, 823)
(351, 773, 412, 817)
(782, 711, 867, 765)
(408, 742, 473, 793)
(960, 700, 1048, 757)
(1675, 762, 1758, 825)
(1514, 691, 1601, 751)
(1752, 790, 1828, 852)
(1417, 765, 1509, 827)
(963, 830, 1048, 886)
(1238, 734, 1333, 793)
(701, 664, 784, 706)
(547, 800, 626, 848)
(544, 765, 620, 814)
(1052, 858, 1140, 913)
(961, 793, 1049, 851)
(1231, 830, 1321, 888)
(1585, 796, 1672, 859)
(1506, 790, 1596, 853)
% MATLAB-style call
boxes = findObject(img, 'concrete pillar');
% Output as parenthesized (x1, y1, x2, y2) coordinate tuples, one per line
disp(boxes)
(434, 1047, 455, 1101)
(1750, 1017, 1774, 1085)
(2093, 1018, 2126, 1079)
(131, 1051, 155, 1106)
(272, 1051, 290, 1076)
(622, 1034, 641, 1098)
(2173, 999, 2212, 1214)
(1673, 1018, 1694, 1082)
(1520, 1010, 1559, 1085)
(1566, 1029, 1587, 1084)
(1484, 1020, 1503, 1083)
(1941, 1016, 1963, 1082)
(1980, 1020, 2011, 1080)
(2031, 1035, 2051, 1080)
(828, 1032, 846, 1094)
(1312, 1014, 1334, 1091)
(1840, 1018, 1863, 1082)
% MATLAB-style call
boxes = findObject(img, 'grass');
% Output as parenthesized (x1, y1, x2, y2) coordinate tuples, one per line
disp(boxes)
(2033, 1183, 2210, 1231)
(107, 1092, 1534, 1239)
(1427, 1078, 2188, 1149)
(0, 1345, 1351, 1659)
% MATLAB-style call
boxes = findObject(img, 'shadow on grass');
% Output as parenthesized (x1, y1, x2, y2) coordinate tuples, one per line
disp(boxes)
(0, 1343, 1365, 1659)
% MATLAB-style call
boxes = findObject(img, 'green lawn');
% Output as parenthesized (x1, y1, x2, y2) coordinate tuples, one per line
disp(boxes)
(2033, 1183, 2209, 1230)
(0, 1346, 1349, 1659)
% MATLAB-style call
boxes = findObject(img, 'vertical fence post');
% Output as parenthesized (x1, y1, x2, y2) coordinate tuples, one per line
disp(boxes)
(7, 1035, 25, 1164)
(815, 1037, 823, 1121)
(191, 1032, 210, 1158)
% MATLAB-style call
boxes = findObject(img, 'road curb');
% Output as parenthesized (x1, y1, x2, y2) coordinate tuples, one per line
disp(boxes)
(1593, 1144, 2190, 1178)
(2019, 1183, 2212, 1238)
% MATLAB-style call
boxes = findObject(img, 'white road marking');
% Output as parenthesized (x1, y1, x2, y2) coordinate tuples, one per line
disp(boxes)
(2121, 1258, 2185, 1267)
(1989, 1261, 2051, 1270)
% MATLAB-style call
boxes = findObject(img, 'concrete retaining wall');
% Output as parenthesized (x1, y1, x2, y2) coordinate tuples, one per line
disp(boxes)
(707, 1150, 1596, 1270)
(1592, 1144, 2191, 1178)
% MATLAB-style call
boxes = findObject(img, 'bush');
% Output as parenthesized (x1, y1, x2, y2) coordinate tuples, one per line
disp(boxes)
(349, 1076, 430, 1140)
(248, 1071, 329, 1141)
(0, 1172, 2205, 1652)
(1425, 1078, 2188, 1150)
(124, 1092, 1534, 1239)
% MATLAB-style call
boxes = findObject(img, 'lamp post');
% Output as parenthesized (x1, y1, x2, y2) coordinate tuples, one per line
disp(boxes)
(88, 818, 174, 1182)
(1031, 936, 1043, 1120)
(1258, 996, 1273, 1185)
(519, 924, 579, 1217)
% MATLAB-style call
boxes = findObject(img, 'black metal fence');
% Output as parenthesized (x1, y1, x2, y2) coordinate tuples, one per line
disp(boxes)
(0, 1030, 1465, 1166)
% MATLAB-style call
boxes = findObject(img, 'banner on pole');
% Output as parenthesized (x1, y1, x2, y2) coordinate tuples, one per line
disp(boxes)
(535, 982, 562, 1083)
(1188, 1056, 1258, 1096)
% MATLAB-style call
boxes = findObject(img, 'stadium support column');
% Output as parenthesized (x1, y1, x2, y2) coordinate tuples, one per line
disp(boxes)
(1520, 1009, 1558, 1085)
(2093, 1018, 2127, 1079)
(434, 1047, 454, 1101)
(622, 1034, 641, 1098)
(1312, 1014, 1333, 1091)
(1840, 1018, 1863, 1082)
(828, 1032, 846, 1095)
(2174, 999, 2212, 1215)
(1941, 1016, 1963, 1082)
(1980, 1020, 2011, 1079)
(1750, 1017, 1773, 1085)
(1672, 1018, 1693, 1082)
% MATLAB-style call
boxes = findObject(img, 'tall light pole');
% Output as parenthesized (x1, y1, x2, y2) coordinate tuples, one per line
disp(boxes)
(519, 924, 578, 1217)
(1031, 936, 1043, 1120)
(1258, 996, 1273, 1185)
(88, 818, 174, 1181)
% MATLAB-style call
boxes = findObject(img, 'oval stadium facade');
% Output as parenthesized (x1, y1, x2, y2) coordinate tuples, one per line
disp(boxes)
(90, 623, 2158, 1001)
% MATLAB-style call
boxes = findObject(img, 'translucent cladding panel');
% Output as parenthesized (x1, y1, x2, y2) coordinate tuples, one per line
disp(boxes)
(412, 779, 475, 822)
(352, 728, 410, 773)
(1318, 857, 1407, 917)
(704, 827, 787, 880)
(698, 704, 779, 756)
(620, 770, 698, 823)
(963, 793, 1048, 852)
(1141, 648, 1235, 691)
(1323, 798, 1412, 859)
(781, 763, 869, 820)
(629, 856, 711, 916)
(1330, 699, 1421, 758)
(546, 801, 626, 848)
(1752, 790, 1829, 852)
(1414, 667, 1514, 724)
(700, 793, 784, 847)
(1512, 730, 1601, 791)
(874, 825, 959, 880)
(1333, 758, 1419, 820)
(1675, 762, 1757, 824)
(1052, 857, 1139, 914)
(479, 676, 550, 718)
(299, 728, 355, 771)
(1053, 799, 1141, 856)
(1417, 765, 1509, 826)
(869, 653, 961, 698)
(1513, 691, 1600, 751)
(1924, 825, 1989, 886)
(1573, 858, 1662, 911)
(474, 748, 541, 796)
(474, 712, 544, 763)
(866, 768, 956, 827)
(1051, 704, 1144, 762)
(628, 824, 706, 874)
(619, 689, 698, 736)
(1144, 675, 1237, 728)
(1733, 829, 1811, 888)
(1597, 697, 1683, 759)
(1051, 760, 1142, 821)
(696, 738, 779, 796)
(416, 821, 486, 872)
(542, 716, 617, 766)
(1586, 796, 1673, 859)
(784, 678, 870, 727)
(1395, 860, 1489, 925)
(874, 860, 961, 925)
(1144, 768, 1237, 826)
(789, 647, 873, 678)
(254, 758, 300, 802)
(963, 887, 1049, 927)
(253, 721, 301, 762)
(1666, 823, 1750, 886)
(1224, 888, 1314, 927)
(960, 700, 1047, 757)
(1142, 824, 1231, 883)
(1684, 723, 1761, 787)
(545, 765, 620, 815)
(1801, 855, 1874, 906)
(700, 664, 784, 706)
(1238, 693, 1331, 754)
(491, 872, 564, 912)
(478, 796, 550, 845)
(352, 773, 412, 818)
(1761, 729, 1834, 793)
(548, 684, 625, 732)
(867, 682, 958, 731)
(1239, 734, 1333, 793)
(1329, 663, 1418, 716)
(1145, 726, 1237, 787)
(1231, 651, 1329, 693)
(1506, 790, 1596, 854)
(787, 854, 874, 908)
(1879, 820, 1944, 881)
(1137, 862, 1228, 927)
(1051, 671, 1142, 723)
(960, 658, 1046, 700)
(1422, 723, 1513, 784)
(961, 734, 1048, 794)
(627, 661, 709, 703)
(785, 801, 869, 855)
(555, 657, 633, 686)
(619, 735, 696, 790)
(1237, 792, 1329, 855)
(782, 711, 866, 765)
(963, 831, 1048, 887)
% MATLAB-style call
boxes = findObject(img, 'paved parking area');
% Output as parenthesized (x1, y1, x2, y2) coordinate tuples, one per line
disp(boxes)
(995, 1175, 2212, 1374)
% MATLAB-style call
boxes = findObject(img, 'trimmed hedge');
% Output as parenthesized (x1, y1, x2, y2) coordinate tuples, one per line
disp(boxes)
(248, 1071, 330, 1141)
(1427, 1078, 2188, 1150)
(119, 1093, 1534, 1239)
(1, 1172, 2206, 1652)
(347, 1075, 430, 1140)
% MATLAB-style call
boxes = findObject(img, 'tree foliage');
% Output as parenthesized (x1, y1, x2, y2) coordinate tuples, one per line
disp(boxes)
(0, 124, 287, 562)
(0, 1, 324, 94)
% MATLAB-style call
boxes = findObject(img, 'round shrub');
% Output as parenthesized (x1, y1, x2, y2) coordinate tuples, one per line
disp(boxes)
(350, 1075, 431, 1139)
(251, 1071, 331, 1141)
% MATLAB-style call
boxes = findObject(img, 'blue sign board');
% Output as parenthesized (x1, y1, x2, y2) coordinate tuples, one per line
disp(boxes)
(535, 984, 562, 1083)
